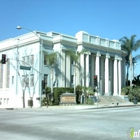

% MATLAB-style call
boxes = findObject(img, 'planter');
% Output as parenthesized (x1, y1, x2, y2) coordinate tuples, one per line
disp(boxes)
(59, 93, 76, 105)
(28, 99, 33, 107)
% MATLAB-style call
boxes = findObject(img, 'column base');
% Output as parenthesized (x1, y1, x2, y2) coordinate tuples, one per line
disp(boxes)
(113, 93, 119, 96)
(104, 93, 110, 96)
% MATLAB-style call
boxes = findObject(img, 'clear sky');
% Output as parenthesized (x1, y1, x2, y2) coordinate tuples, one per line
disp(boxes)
(0, 0, 140, 76)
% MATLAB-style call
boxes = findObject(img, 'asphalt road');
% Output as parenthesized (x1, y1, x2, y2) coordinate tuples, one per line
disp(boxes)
(0, 106, 140, 140)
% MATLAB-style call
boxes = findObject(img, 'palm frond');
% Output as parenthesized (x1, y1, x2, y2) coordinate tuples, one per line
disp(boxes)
(65, 50, 79, 63)
(134, 55, 140, 61)
(134, 39, 140, 51)
(44, 51, 58, 67)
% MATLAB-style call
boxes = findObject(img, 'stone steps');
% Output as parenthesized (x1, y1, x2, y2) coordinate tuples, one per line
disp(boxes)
(98, 95, 130, 105)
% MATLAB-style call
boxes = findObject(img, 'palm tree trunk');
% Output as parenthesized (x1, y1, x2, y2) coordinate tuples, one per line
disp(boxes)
(51, 68, 53, 94)
(129, 53, 133, 87)
(126, 65, 129, 86)
(74, 62, 76, 95)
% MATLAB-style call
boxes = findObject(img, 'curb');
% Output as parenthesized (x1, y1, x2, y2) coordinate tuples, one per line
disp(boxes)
(0, 104, 139, 110)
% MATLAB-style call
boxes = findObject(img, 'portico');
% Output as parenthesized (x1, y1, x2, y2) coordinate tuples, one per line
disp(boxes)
(75, 51, 123, 95)
(72, 31, 126, 96)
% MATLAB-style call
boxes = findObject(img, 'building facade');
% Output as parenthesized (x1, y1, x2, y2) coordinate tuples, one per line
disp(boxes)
(0, 31, 126, 108)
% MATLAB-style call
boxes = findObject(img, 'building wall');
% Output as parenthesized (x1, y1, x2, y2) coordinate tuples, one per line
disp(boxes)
(0, 31, 127, 108)
(0, 35, 41, 108)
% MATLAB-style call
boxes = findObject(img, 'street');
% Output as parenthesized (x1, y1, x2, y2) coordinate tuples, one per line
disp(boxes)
(0, 107, 140, 140)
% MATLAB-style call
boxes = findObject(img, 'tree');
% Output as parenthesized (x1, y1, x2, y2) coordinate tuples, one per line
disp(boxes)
(132, 56, 140, 78)
(10, 43, 41, 108)
(132, 75, 140, 86)
(44, 51, 59, 96)
(120, 35, 140, 87)
(65, 49, 88, 94)
(11, 55, 40, 108)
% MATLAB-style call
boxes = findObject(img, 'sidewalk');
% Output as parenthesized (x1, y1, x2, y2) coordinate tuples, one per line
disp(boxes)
(39, 102, 140, 110)
(1, 102, 139, 110)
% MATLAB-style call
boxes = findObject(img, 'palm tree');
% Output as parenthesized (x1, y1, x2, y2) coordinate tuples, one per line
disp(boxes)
(132, 56, 140, 78)
(120, 35, 140, 87)
(65, 49, 88, 94)
(44, 51, 59, 94)
(125, 55, 140, 86)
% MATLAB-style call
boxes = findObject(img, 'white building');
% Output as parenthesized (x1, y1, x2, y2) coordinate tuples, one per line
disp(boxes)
(0, 31, 126, 108)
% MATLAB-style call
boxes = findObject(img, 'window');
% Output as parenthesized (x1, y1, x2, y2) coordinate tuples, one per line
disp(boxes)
(22, 75, 25, 87)
(22, 57, 26, 66)
(0, 64, 3, 88)
(25, 75, 29, 87)
(22, 55, 34, 66)
(44, 54, 48, 65)
(30, 55, 34, 65)
(71, 59, 74, 65)
(27, 56, 30, 65)
(44, 74, 48, 86)
(22, 75, 29, 87)
(12, 76, 14, 84)
(100, 39, 106, 46)
(109, 41, 114, 47)
(71, 75, 74, 85)
(30, 74, 34, 87)
(6, 98, 9, 105)
(83, 34, 88, 42)
(6, 59, 10, 88)
(90, 36, 97, 43)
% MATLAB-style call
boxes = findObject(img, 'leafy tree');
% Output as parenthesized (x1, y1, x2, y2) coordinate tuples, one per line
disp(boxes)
(65, 49, 88, 94)
(120, 35, 140, 87)
(44, 51, 59, 95)
(132, 75, 140, 86)
(128, 87, 140, 102)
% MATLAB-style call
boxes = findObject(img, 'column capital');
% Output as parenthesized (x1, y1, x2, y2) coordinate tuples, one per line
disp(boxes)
(118, 57, 122, 61)
(106, 53, 110, 58)
(96, 51, 101, 57)
(114, 55, 122, 60)
(114, 55, 118, 60)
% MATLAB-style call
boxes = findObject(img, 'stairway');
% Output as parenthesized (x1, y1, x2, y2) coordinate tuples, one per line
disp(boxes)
(98, 95, 130, 105)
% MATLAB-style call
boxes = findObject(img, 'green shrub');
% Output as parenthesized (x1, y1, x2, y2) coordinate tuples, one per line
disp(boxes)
(86, 98, 94, 105)
(53, 87, 74, 105)
(45, 87, 51, 94)
(121, 86, 131, 95)
(128, 87, 140, 102)
(41, 97, 49, 106)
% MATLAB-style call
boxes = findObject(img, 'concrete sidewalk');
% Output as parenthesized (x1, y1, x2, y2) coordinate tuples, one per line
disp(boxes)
(38, 102, 140, 110)
(1, 102, 139, 110)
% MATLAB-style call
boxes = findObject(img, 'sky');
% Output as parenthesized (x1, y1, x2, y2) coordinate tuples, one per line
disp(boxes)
(0, 0, 140, 76)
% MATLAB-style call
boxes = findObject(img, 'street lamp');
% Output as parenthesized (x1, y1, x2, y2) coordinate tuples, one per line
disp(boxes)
(16, 26, 22, 29)
(16, 26, 43, 108)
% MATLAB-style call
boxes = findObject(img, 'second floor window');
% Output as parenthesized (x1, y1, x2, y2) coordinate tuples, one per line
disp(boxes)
(44, 54, 48, 65)
(22, 55, 34, 66)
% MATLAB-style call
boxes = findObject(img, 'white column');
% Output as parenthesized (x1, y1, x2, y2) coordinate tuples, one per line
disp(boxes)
(122, 60, 126, 87)
(114, 56, 118, 95)
(86, 54, 89, 87)
(105, 53, 110, 95)
(76, 57, 80, 86)
(66, 56, 70, 87)
(80, 54, 84, 86)
(109, 59, 113, 94)
(118, 58, 122, 95)
(95, 52, 101, 90)
(61, 51, 65, 87)
(91, 54, 95, 88)
(100, 57, 104, 94)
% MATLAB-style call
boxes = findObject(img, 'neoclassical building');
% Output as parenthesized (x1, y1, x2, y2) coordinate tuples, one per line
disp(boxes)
(0, 30, 126, 108)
